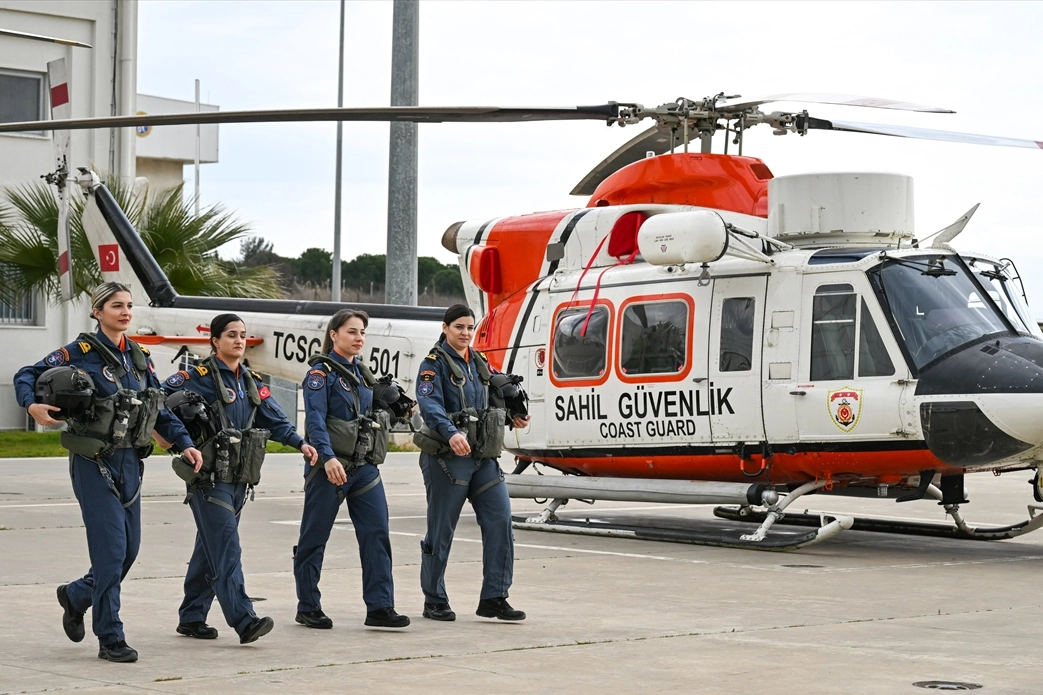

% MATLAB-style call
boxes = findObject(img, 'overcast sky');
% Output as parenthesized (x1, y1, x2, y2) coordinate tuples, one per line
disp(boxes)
(137, 1, 1043, 312)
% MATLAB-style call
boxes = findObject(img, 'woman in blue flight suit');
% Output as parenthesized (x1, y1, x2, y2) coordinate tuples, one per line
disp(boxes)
(293, 308, 409, 629)
(15, 282, 203, 663)
(163, 313, 318, 644)
(415, 304, 530, 622)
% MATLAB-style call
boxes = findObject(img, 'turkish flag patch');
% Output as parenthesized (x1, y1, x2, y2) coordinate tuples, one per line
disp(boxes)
(258, 386, 271, 399)
(99, 244, 120, 272)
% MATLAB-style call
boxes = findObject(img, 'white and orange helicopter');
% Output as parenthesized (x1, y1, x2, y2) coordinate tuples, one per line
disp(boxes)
(6, 67, 1043, 550)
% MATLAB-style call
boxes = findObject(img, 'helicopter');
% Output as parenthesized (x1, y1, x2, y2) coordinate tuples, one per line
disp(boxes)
(5, 85, 1043, 551)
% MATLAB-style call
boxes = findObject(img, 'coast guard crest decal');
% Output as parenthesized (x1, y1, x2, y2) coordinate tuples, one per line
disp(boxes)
(827, 387, 863, 433)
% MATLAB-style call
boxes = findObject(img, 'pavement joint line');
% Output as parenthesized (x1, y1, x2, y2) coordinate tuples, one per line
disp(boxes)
(0, 661, 178, 694)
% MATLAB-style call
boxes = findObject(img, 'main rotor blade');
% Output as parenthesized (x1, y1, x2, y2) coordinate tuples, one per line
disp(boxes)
(719, 92, 954, 114)
(807, 117, 1043, 149)
(0, 27, 93, 48)
(0, 104, 620, 134)
(570, 126, 675, 196)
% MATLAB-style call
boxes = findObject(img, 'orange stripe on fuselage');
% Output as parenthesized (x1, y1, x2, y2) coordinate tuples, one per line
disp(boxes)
(473, 210, 569, 370)
(514, 449, 953, 485)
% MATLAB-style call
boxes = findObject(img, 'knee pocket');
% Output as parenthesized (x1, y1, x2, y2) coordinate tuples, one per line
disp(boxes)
(420, 539, 433, 556)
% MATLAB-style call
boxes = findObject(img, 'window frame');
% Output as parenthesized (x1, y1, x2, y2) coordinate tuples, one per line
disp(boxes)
(0, 68, 46, 137)
(615, 293, 695, 383)
(549, 298, 615, 388)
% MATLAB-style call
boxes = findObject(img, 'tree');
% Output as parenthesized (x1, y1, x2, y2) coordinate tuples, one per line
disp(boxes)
(0, 178, 282, 304)
(433, 267, 464, 295)
(293, 247, 333, 287)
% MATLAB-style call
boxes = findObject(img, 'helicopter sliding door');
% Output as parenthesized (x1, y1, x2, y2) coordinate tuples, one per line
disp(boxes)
(707, 276, 767, 443)
(793, 276, 912, 442)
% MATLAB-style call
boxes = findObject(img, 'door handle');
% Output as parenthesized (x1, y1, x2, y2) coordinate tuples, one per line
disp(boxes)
(789, 390, 807, 396)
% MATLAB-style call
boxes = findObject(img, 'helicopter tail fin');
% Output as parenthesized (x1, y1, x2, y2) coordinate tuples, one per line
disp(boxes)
(78, 171, 178, 306)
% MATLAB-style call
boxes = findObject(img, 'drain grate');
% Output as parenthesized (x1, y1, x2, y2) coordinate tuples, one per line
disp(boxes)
(913, 681, 982, 691)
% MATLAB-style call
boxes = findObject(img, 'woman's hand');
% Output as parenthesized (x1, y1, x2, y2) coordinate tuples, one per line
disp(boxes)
(27, 403, 61, 427)
(324, 458, 347, 485)
(512, 414, 530, 430)
(449, 432, 471, 456)
(301, 443, 319, 465)
(182, 447, 204, 473)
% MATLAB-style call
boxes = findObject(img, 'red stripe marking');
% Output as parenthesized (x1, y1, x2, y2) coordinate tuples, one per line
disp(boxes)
(57, 251, 69, 275)
(50, 83, 69, 108)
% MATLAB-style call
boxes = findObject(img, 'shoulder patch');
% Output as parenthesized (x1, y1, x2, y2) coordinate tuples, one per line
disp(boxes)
(258, 385, 271, 399)
(193, 365, 209, 377)
(78, 341, 92, 354)
(45, 348, 70, 367)
(139, 345, 150, 356)
(417, 380, 435, 396)
(165, 370, 189, 387)
(306, 372, 326, 390)
(308, 368, 327, 377)
(419, 370, 436, 381)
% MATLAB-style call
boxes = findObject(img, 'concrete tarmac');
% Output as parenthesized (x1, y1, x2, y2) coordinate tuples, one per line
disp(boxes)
(1, 453, 1041, 694)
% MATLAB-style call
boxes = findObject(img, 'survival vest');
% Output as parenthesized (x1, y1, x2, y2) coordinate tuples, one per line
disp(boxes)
(413, 344, 506, 460)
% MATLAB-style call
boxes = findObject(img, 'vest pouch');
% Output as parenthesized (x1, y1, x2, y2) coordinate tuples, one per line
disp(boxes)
(60, 431, 107, 458)
(130, 388, 167, 448)
(171, 454, 212, 487)
(325, 417, 360, 459)
(206, 428, 244, 483)
(235, 428, 270, 485)
(474, 407, 507, 459)
(413, 426, 450, 457)
(369, 410, 392, 465)
(79, 395, 117, 441)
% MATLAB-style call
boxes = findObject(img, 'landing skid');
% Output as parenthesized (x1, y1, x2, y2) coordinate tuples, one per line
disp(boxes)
(511, 513, 852, 551)
(713, 503, 1043, 541)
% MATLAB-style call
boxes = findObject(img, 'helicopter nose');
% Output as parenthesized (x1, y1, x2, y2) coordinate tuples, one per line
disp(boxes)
(916, 336, 1043, 468)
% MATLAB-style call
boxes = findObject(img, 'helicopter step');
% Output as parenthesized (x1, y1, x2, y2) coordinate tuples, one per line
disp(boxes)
(713, 501, 1043, 541)
(505, 474, 853, 551)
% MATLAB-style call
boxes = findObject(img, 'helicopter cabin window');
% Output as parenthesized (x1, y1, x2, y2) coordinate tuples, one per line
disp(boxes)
(552, 305, 610, 380)
(812, 285, 897, 380)
(0, 70, 45, 135)
(858, 298, 894, 377)
(620, 300, 689, 375)
(720, 297, 755, 372)
(811, 284, 856, 380)
(970, 261, 1032, 334)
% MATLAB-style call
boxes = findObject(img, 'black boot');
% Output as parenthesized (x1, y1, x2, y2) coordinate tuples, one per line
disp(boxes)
(176, 621, 219, 639)
(56, 584, 85, 643)
(365, 607, 410, 628)
(422, 602, 456, 621)
(98, 640, 138, 662)
(476, 597, 526, 621)
(239, 616, 274, 644)
(295, 610, 333, 629)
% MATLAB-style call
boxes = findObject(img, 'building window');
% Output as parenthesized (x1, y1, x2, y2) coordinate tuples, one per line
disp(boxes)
(0, 69, 45, 135)
(552, 305, 610, 380)
(0, 291, 37, 325)
(620, 300, 689, 375)
(720, 297, 755, 372)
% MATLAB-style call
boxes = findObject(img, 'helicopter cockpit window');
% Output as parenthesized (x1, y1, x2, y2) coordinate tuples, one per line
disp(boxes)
(811, 284, 856, 381)
(552, 305, 610, 380)
(720, 297, 755, 372)
(969, 261, 1032, 334)
(869, 255, 1013, 370)
(620, 300, 689, 375)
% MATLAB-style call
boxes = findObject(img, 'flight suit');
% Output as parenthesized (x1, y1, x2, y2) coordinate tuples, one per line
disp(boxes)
(164, 358, 305, 636)
(14, 332, 193, 646)
(294, 351, 396, 613)
(416, 342, 514, 605)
